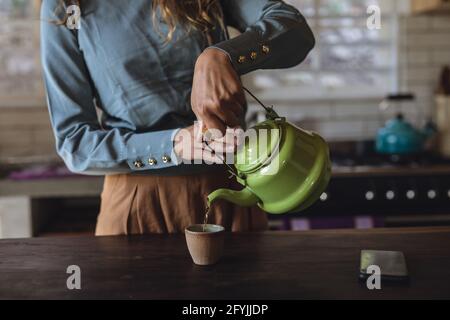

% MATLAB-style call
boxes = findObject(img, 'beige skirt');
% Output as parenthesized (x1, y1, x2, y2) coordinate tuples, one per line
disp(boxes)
(95, 169, 268, 236)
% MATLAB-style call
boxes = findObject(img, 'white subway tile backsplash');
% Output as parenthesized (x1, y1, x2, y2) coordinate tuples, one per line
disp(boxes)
(0, 130, 35, 149)
(249, 103, 333, 121)
(0, 108, 50, 128)
(406, 51, 431, 65)
(0, 107, 56, 158)
(309, 120, 367, 142)
(403, 66, 441, 85)
(404, 16, 430, 31)
(431, 51, 450, 66)
(33, 128, 56, 145)
(407, 84, 435, 99)
(431, 17, 450, 31)
(406, 33, 450, 49)
(364, 120, 383, 138)
(331, 102, 381, 120)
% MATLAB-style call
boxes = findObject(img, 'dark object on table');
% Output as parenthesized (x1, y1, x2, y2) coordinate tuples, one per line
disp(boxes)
(359, 250, 409, 283)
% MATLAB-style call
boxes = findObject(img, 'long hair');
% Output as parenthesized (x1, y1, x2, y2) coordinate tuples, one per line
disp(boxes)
(55, 0, 224, 42)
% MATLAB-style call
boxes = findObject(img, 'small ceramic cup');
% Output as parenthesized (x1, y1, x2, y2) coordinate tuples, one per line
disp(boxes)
(185, 224, 225, 266)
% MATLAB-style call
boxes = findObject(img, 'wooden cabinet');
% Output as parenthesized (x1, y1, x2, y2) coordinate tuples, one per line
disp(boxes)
(412, 0, 450, 13)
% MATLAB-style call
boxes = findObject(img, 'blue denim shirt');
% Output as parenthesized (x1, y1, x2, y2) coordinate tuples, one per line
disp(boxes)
(40, 0, 314, 175)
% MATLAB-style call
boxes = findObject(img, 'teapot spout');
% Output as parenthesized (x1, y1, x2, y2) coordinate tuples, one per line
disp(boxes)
(207, 187, 260, 208)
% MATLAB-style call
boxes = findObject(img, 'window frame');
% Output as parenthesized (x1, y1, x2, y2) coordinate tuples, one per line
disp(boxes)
(245, 0, 400, 103)
(0, 0, 46, 108)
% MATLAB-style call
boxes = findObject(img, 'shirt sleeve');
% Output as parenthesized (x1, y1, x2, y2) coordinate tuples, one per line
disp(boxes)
(40, 1, 180, 175)
(211, 0, 315, 75)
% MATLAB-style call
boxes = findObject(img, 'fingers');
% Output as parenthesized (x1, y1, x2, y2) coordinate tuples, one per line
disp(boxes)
(192, 93, 244, 134)
(233, 88, 246, 110)
(187, 142, 223, 164)
(199, 113, 227, 138)
(195, 102, 243, 140)
(214, 109, 240, 130)
(201, 148, 223, 164)
(225, 100, 244, 119)
(207, 140, 236, 155)
(207, 129, 240, 153)
(175, 124, 241, 164)
(194, 128, 239, 164)
(208, 96, 244, 126)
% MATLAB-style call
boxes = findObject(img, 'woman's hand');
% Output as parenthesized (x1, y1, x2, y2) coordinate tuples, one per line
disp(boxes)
(174, 123, 241, 164)
(191, 48, 246, 138)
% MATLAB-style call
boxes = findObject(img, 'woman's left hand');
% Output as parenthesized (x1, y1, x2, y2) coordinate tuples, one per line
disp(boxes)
(191, 48, 245, 139)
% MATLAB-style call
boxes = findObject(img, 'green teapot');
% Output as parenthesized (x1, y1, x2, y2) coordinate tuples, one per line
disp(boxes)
(207, 94, 331, 214)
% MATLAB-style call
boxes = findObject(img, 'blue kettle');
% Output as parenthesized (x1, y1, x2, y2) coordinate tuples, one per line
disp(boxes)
(376, 113, 436, 155)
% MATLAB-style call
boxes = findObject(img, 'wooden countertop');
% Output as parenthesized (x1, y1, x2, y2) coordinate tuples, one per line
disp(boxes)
(1, 227, 450, 299)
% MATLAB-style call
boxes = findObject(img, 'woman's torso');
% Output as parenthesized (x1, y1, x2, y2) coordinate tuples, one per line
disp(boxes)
(75, 0, 226, 133)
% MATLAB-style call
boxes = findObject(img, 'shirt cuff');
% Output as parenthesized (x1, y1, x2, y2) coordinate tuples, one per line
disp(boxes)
(126, 128, 181, 171)
(209, 29, 272, 75)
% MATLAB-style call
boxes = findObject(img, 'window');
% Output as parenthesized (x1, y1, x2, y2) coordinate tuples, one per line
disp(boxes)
(0, 0, 44, 107)
(247, 0, 399, 101)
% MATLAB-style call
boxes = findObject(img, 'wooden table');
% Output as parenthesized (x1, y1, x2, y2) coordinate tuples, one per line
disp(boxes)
(1, 227, 450, 299)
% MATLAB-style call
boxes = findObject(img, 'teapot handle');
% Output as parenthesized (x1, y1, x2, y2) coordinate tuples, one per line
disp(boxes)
(243, 87, 280, 120)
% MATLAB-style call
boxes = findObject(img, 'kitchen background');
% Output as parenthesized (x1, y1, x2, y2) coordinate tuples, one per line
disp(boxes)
(0, 0, 450, 238)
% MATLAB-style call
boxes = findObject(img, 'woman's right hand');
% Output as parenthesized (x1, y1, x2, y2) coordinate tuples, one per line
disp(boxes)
(173, 123, 240, 164)
(191, 48, 245, 138)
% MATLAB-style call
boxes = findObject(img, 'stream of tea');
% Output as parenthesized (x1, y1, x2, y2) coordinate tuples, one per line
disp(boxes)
(202, 205, 211, 232)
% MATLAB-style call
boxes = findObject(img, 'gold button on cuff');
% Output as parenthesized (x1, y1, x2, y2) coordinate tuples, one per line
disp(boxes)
(133, 160, 144, 169)
(237, 55, 246, 64)
(250, 51, 258, 60)
(148, 157, 157, 166)
(262, 45, 270, 54)
(162, 155, 171, 164)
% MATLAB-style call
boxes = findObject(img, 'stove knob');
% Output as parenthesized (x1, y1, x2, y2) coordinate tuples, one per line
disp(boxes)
(386, 190, 395, 200)
(406, 190, 416, 200)
(365, 191, 375, 201)
(427, 190, 437, 199)
(320, 192, 328, 202)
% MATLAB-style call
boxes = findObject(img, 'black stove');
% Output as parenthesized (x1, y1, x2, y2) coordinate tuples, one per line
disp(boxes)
(331, 139, 450, 168)
(269, 141, 450, 230)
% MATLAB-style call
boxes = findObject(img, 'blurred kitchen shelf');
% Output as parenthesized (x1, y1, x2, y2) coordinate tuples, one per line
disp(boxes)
(0, 176, 103, 198)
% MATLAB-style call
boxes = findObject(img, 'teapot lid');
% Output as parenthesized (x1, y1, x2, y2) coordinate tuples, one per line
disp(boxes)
(235, 120, 282, 174)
